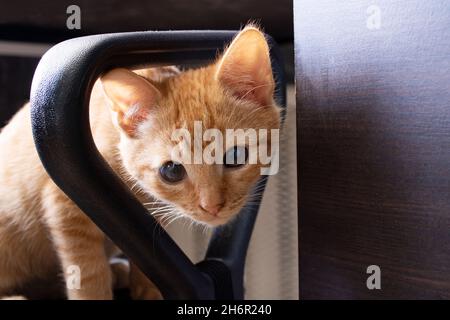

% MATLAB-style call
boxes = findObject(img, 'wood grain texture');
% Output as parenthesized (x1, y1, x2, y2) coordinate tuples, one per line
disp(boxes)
(295, 0, 450, 299)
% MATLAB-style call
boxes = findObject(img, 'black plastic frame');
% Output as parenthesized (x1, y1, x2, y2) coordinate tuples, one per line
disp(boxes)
(30, 30, 286, 300)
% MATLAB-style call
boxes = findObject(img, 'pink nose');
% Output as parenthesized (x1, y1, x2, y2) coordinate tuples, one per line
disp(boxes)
(200, 203, 224, 216)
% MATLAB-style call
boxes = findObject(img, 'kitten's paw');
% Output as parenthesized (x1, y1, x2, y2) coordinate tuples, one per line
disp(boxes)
(110, 258, 130, 290)
(1, 295, 27, 300)
(130, 283, 163, 300)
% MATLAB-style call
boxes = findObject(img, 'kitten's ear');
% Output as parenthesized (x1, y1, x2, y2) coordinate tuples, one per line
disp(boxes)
(215, 27, 274, 106)
(101, 68, 160, 137)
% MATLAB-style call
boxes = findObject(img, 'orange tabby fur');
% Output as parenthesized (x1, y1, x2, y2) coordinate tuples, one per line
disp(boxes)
(0, 26, 280, 299)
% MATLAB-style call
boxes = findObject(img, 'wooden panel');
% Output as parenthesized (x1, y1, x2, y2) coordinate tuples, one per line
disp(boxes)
(295, 0, 450, 299)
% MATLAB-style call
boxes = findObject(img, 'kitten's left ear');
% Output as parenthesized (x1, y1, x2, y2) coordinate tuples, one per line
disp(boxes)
(101, 68, 161, 137)
(215, 27, 274, 106)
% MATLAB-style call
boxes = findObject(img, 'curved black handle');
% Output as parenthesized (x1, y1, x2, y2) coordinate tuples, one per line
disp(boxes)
(30, 30, 286, 299)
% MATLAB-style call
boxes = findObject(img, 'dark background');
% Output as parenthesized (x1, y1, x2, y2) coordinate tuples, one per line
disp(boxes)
(0, 0, 293, 42)
(0, 0, 293, 126)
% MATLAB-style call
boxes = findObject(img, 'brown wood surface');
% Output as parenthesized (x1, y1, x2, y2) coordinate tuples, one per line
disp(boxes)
(295, 0, 450, 299)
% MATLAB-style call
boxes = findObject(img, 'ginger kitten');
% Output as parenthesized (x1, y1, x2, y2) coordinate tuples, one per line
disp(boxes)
(0, 26, 280, 299)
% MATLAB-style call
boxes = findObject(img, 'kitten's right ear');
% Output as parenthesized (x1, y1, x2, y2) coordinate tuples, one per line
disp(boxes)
(101, 68, 161, 137)
(215, 26, 274, 106)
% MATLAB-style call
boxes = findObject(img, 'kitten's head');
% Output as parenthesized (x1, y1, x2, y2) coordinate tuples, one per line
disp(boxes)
(101, 26, 280, 226)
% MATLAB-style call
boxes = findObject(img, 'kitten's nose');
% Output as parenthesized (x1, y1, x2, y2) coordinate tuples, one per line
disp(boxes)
(199, 202, 224, 216)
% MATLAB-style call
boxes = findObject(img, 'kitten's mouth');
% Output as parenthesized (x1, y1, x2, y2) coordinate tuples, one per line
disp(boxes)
(149, 201, 234, 227)
(187, 198, 249, 226)
(151, 199, 245, 227)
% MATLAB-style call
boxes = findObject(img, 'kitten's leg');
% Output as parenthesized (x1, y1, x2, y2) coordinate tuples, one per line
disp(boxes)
(42, 183, 113, 300)
(129, 262, 163, 300)
(110, 258, 130, 290)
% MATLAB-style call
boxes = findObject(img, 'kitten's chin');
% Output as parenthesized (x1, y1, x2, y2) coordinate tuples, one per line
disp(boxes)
(188, 213, 234, 227)
(203, 216, 231, 227)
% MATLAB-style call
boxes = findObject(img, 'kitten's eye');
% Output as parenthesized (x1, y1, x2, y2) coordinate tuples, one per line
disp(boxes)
(159, 161, 186, 183)
(224, 146, 248, 168)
